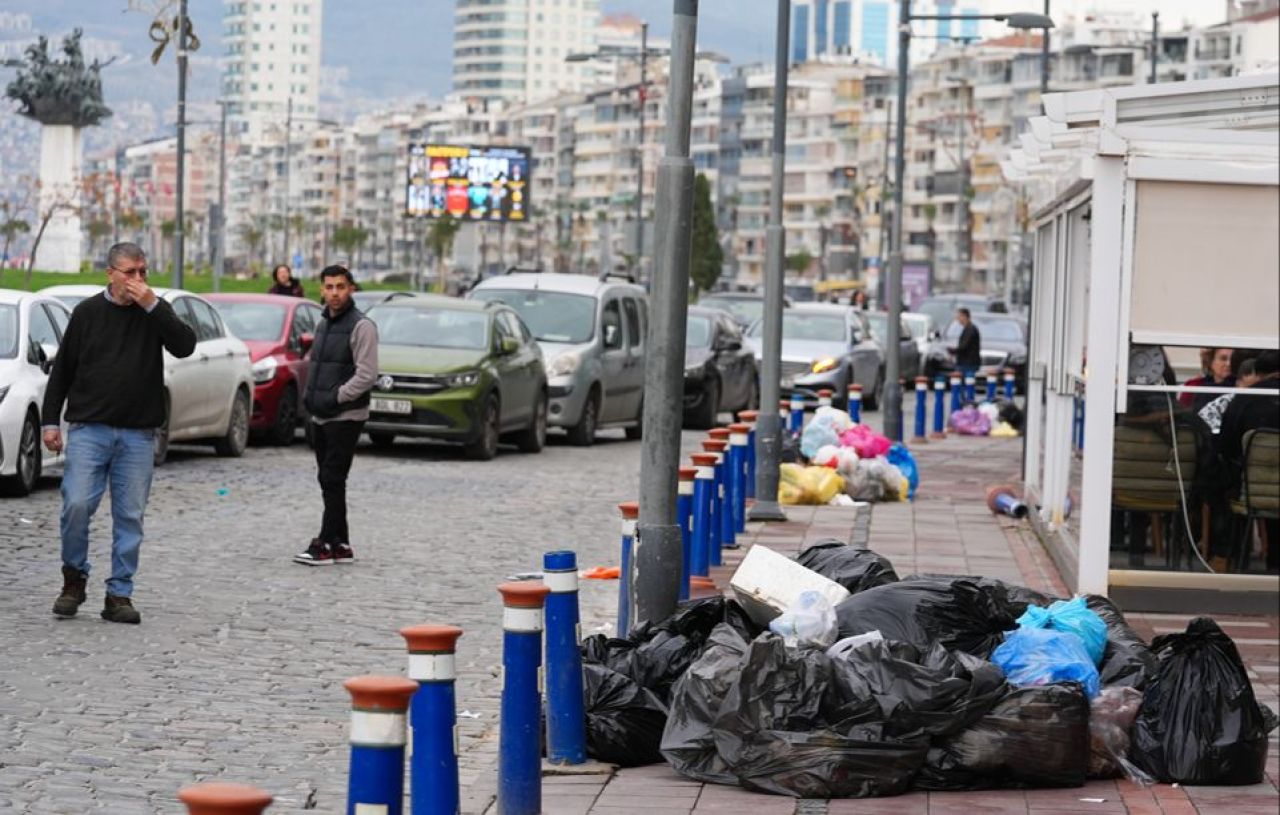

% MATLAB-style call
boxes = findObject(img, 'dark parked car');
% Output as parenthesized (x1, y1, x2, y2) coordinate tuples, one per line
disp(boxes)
(207, 293, 323, 445)
(924, 311, 1028, 389)
(684, 306, 759, 429)
(861, 310, 922, 381)
(916, 294, 1008, 333)
(697, 291, 792, 330)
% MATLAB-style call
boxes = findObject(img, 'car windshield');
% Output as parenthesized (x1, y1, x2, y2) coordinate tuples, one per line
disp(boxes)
(944, 317, 1024, 342)
(368, 306, 490, 350)
(213, 302, 287, 341)
(917, 300, 955, 330)
(471, 288, 595, 344)
(51, 294, 89, 308)
(862, 312, 887, 340)
(749, 312, 847, 343)
(686, 316, 713, 348)
(700, 296, 762, 325)
(0, 305, 16, 359)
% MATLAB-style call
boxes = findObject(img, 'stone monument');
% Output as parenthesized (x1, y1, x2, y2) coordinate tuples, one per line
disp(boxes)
(5, 29, 112, 272)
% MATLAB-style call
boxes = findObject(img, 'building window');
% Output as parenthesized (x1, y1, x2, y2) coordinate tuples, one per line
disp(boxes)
(793, 3, 809, 62)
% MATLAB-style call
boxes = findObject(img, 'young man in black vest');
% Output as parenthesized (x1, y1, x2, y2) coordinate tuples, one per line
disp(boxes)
(296, 265, 378, 565)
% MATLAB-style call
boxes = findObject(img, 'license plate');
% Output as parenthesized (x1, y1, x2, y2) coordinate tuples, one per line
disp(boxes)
(371, 397, 412, 415)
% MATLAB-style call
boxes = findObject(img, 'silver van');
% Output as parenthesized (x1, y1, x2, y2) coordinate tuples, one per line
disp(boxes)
(469, 272, 646, 445)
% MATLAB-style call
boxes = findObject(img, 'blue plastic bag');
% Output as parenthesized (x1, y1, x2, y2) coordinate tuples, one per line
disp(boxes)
(1017, 596, 1108, 666)
(886, 443, 919, 500)
(992, 626, 1101, 699)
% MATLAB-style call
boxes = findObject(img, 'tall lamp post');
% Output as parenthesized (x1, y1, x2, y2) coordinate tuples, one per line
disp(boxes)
(883, 3, 1054, 441)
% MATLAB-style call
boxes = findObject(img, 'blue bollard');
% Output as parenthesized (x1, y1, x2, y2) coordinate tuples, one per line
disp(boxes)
(497, 582, 550, 815)
(739, 410, 758, 500)
(817, 389, 833, 410)
(542, 551, 586, 766)
(788, 394, 805, 435)
(690, 453, 717, 577)
(985, 373, 997, 403)
(616, 502, 638, 638)
(729, 423, 751, 534)
(950, 372, 962, 415)
(964, 373, 976, 404)
(344, 675, 418, 815)
(847, 383, 863, 424)
(912, 377, 928, 442)
(400, 625, 463, 815)
(702, 437, 732, 558)
(677, 466, 696, 601)
(932, 377, 947, 438)
(1003, 368, 1015, 401)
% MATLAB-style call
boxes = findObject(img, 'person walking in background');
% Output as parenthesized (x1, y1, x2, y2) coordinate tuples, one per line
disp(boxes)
(952, 307, 982, 383)
(295, 265, 378, 566)
(267, 263, 305, 298)
(41, 243, 197, 624)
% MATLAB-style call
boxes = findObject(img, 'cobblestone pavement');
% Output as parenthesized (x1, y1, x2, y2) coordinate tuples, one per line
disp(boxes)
(0, 427, 707, 814)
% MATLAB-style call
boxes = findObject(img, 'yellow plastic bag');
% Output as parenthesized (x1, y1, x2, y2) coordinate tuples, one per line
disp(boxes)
(991, 421, 1019, 438)
(779, 463, 846, 505)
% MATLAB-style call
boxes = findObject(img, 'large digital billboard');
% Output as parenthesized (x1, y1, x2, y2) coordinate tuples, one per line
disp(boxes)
(406, 143, 531, 222)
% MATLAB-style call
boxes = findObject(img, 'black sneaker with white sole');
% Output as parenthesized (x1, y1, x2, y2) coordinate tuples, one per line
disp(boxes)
(293, 538, 334, 566)
(332, 542, 355, 564)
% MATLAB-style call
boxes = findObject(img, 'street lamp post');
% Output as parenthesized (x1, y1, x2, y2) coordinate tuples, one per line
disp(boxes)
(173, 0, 189, 289)
(636, 22, 648, 278)
(213, 100, 227, 292)
(883, 3, 1054, 441)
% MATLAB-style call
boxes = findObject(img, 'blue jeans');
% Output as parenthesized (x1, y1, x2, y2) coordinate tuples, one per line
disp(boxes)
(60, 424, 155, 598)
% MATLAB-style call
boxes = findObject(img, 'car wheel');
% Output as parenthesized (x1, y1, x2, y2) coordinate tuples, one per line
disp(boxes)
(692, 377, 720, 430)
(465, 395, 500, 460)
(566, 388, 599, 447)
(368, 431, 396, 449)
(625, 399, 643, 441)
(268, 385, 298, 446)
(214, 390, 250, 457)
(153, 395, 171, 466)
(1, 412, 41, 497)
(515, 393, 548, 453)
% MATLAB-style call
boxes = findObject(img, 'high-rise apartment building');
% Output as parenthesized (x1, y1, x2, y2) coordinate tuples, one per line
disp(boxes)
(791, 0, 983, 66)
(221, 0, 323, 141)
(452, 0, 601, 104)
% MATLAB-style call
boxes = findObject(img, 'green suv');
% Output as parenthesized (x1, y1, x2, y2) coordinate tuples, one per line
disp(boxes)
(363, 296, 547, 460)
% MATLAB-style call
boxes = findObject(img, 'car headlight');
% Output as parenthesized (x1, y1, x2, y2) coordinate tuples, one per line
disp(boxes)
(446, 370, 480, 388)
(811, 357, 838, 374)
(547, 351, 581, 378)
(251, 356, 278, 384)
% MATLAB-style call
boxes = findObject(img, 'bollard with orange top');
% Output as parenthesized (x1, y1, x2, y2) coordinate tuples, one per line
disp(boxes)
(399, 624, 464, 815)
(616, 501, 639, 637)
(702, 436, 732, 559)
(738, 409, 759, 499)
(677, 466, 697, 601)
(690, 452, 718, 578)
(178, 783, 273, 815)
(344, 675, 418, 815)
(913, 376, 929, 444)
(847, 383, 863, 424)
(497, 582, 551, 815)
(817, 389, 833, 409)
(932, 377, 948, 439)
(728, 422, 751, 533)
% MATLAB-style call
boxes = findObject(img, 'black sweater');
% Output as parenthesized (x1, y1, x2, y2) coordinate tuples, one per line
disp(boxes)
(42, 293, 198, 429)
(955, 323, 982, 368)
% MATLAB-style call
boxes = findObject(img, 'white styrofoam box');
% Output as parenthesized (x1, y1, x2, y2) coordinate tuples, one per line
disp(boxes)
(729, 545, 851, 627)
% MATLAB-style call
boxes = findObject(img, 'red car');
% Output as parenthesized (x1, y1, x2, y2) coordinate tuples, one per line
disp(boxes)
(207, 293, 323, 445)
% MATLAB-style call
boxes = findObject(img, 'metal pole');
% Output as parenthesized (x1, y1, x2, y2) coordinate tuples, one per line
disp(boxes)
(1150, 12, 1159, 84)
(636, 22, 648, 280)
(749, 0, 790, 523)
(1040, 0, 1050, 96)
(173, 0, 188, 289)
(633, 0, 699, 628)
(283, 97, 292, 264)
(955, 87, 964, 286)
(877, 98, 892, 298)
(213, 100, 226, 292)
(884, 0, 911, 442)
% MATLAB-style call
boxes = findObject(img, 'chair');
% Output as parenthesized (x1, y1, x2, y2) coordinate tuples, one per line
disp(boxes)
(1230, 428, 1280, 572)
(1111, 423, 1198, 569)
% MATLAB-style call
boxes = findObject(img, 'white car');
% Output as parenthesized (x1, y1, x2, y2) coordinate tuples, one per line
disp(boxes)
(0, 289, 72, 495)
(40, 284, 255, 465)
(903, 312, 935, 359)
(40, 284, 108, 310)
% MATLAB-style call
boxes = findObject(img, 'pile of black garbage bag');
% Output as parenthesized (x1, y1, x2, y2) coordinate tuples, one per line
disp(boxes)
(576, 539, 1277, 795)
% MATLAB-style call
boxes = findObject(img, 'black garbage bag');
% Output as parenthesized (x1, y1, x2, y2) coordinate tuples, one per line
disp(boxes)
(835, 578, 1019, 659)
(711, 634, 928, 797)
(796, 541, 899, 595)
(582, 662, 669, 767)
(1130, 617, 1279, 785)
(915, 683, 1091, 790)
(999, 401, 1024, 431)
(826, 639, 1007, 742)
(661, 623, 752, 784)
(1085, 594, 1157, 689)
(906, 573, 1056, 618)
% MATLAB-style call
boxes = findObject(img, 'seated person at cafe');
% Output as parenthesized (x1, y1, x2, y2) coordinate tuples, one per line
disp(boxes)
(1179, 347, 1235, 412)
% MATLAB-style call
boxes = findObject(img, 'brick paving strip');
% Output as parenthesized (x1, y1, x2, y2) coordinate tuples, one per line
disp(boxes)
(524, 436, 1279, 815)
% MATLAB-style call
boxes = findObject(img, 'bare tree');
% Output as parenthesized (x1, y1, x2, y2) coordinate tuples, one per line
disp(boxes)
(25, 181, 82, 287)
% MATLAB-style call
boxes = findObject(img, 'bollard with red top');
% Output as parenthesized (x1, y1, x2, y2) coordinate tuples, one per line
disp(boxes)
(702, 436, 732, 558)
(788, 393, 805, 434)
(400, 624, 463, 815)
(616, 502, 638, 638)
(931, 377, 947, 439)
(677, 466, 697, 600)
(964, 372, 976, 404)
(738, 409, 758, 499)
(345, 675, 418, 815)
(949, 371, 963, 415)
(728, 422, 751, 533)
(1003, 368, 1016, 401)
(817, 389, 833, 409)
(847, 383, 862, 424)
(179, 783, 273, 815)
(497, 582, 551, 815)
(912, 377, 929, 443)
(543, 551, 586, 766)
(690, 453, 718, 578)
(985, 372, 998, 402)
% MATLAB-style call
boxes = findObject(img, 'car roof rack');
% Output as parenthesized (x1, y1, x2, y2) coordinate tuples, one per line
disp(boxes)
(505, 265, 544, 275)
(598, 270, 636, 284)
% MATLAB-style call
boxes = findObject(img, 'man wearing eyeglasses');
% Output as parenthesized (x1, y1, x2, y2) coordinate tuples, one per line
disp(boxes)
(41, 242, 197, 624)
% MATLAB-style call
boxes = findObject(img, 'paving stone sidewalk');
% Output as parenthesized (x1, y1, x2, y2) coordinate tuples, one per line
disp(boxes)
(545, 435, 1280, 815)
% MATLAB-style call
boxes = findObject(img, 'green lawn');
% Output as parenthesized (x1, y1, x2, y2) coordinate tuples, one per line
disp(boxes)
(0, 269, 410, 295)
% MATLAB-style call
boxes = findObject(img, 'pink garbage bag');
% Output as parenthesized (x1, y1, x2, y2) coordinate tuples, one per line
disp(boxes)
(950, 405, 991, 436)
(840, 424, 892, 458)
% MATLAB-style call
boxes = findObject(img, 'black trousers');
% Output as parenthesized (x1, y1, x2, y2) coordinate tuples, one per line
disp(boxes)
(313, 419, 364, 544)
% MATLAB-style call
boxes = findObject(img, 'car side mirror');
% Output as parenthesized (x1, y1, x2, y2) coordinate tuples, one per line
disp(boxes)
(499, 337, 520, 355)
(299, 332, 314, 353)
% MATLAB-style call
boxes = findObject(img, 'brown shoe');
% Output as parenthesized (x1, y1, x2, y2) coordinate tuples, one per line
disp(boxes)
(101, 595, 141, 625)
(52, 566, 87, 618)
